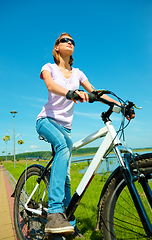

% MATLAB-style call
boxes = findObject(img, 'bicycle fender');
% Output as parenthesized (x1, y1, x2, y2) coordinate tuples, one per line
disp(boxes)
(11, 164, 46, 198)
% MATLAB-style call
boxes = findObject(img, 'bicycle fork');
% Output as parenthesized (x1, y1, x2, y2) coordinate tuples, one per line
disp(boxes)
(122, 153, 152, 236)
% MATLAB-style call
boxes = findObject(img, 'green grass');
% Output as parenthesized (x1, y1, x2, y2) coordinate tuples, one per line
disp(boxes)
(3, 160, 41, 181)
(4, 155, 152, 239)
(4, 160, 107, 239)
(4, 160, 152, 239)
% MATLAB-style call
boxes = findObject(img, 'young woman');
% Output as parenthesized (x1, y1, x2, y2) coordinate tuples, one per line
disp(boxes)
(36, 33, 134, 237)
(36, 33, 94, 236)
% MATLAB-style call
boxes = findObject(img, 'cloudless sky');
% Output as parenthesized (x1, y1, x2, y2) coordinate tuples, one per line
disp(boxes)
(1, 0, 152, 156)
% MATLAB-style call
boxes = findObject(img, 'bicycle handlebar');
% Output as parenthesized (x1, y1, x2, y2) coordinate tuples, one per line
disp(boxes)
(88, 91, 112, 105)
(71, 89, 142, 117)
(88, 90, 142, 110)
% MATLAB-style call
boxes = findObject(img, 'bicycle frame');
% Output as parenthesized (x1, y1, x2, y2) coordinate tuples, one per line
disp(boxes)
(72, 121, 122, 196)
(66, 120, 127, 217)
(23, 118, 152, 236)
(24, 120, 122, 215)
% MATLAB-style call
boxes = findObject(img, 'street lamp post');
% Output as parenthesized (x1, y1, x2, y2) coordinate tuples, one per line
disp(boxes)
(10, 111, 17, 168)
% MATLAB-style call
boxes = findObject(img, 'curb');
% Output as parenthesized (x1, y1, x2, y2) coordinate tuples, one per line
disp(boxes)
(0, 165, 16, 240)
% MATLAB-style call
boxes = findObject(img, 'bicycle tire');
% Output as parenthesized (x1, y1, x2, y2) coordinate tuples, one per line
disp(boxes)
(13, 165, 50, 240)
(98, 153, 152, 240)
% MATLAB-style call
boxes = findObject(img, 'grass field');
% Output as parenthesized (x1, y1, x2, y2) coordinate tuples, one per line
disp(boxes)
(4, 156, 152, 239)
(3, 160, 108, 239)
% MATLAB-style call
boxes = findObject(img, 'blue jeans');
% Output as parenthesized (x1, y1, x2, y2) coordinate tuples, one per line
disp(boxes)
(36, 117, 73, 216)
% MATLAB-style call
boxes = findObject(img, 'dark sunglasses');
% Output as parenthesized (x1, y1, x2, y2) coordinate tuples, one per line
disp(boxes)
(58, 38, 75, 47)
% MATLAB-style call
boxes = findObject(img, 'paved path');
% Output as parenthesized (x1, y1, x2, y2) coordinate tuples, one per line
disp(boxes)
(0, 165, 16, 240)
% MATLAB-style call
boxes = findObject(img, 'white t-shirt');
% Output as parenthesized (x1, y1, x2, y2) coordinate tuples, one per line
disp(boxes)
(37, 63, 87, 129)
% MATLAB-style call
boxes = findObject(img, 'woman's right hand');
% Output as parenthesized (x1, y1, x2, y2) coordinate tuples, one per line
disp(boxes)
(66, 90, 89, 104)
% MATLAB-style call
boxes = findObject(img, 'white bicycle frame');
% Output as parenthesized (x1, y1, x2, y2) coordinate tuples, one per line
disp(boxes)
(73, 120, 129, 196)
(24, 118, 131, 215)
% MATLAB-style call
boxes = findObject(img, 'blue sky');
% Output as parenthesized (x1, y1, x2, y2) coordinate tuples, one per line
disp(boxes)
(1, 0, 152, 155)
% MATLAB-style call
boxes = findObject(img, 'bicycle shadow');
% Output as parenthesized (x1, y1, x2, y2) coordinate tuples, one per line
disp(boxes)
(74, 203, 103, 240)
(78, 217, 103, 240)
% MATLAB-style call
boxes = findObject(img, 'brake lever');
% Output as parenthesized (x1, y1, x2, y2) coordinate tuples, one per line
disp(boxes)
(127, 101, 142, 110)
(133, 104, 142, 110)
(93, 89, 111, 96)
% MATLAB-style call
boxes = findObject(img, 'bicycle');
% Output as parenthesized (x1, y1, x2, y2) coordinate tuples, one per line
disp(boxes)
(11, 90, 152, 240)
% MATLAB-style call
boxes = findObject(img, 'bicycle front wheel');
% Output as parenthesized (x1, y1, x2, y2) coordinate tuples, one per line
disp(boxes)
(99, 153, 152, 240)
(13, 165, 50, 240)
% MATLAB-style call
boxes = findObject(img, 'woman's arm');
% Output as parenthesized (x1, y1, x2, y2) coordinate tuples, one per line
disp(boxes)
(82, 79, 121, 105)
(42, 70, 69, 96)
(81, 79, 120, 105)
(81, 79, 95, 93)
(82, 79, 135, 120)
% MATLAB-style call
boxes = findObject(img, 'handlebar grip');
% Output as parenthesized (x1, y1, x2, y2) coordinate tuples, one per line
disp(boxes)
(88, 92, 113, 106)
(72, 92, 83, 100)
(88, 92, 97, 103)
(66, 90, 83, 101)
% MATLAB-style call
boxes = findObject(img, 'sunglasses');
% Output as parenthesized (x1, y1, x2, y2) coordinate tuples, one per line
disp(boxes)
(58, 38, 75, 47)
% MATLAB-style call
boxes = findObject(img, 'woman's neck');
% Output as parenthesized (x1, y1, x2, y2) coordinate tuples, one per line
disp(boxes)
(58, 55, 71, 70)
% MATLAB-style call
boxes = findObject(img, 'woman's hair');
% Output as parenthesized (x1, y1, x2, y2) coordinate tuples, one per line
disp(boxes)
(53, 33, 74, 66)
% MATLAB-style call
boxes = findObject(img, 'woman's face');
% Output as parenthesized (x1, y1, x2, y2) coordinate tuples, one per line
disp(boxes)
(55, 35, 75, 56)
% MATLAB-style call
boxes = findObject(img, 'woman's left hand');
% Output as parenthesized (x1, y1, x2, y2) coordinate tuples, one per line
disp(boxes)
(125, 109, 135, 121)
(121, 106, 135, 121)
